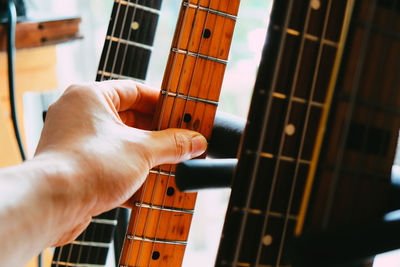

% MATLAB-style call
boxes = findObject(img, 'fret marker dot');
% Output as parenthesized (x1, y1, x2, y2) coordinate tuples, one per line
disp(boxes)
(152, 251, 160, 260)
(310, 0, 320, 10)
(183, 113, 192, 123)
(285, 124, 296, 136)
(262, 235, 273, 246)
(166, 187, 175, 196)
(203, 29, 211, 39)
(131, 21, 140, 30)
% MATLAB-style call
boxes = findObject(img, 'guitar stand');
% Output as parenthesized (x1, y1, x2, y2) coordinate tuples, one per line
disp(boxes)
(175, 111, 244, 191)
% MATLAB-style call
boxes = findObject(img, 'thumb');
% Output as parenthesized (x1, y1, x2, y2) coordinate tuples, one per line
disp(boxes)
(147, 128, 207, 166)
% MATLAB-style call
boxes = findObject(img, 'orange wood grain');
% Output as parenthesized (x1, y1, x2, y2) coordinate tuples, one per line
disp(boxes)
(119, 1, 240, 266)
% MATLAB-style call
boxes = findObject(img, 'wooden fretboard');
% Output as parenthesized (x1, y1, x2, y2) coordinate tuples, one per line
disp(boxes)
(52, 1, 162, 266)
(216, 0, 400, 266)
(118, 1, 240, 266)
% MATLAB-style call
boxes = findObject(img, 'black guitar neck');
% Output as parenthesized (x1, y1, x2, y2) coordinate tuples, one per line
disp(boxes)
(216, 0, 400, 266)
(52, 1, 161, 266)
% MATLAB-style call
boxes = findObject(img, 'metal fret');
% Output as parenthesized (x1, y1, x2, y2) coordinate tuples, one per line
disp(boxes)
(106, 35, 153, 51)
(246, 150, 311, 165)
(51, 262, 104, 267)
(149, 169, 175, 176)
(232, 207, 298, 220)
(161, 89, 219, 106)
(272, 92, 325, 108)
(126, 235, 188, 245)
(182, 1, 237, 21)
(171, 47, 228, 65)
(90, 218, 118, 225)
(115, 0, 161, 14)
(71, 240, 111, 248)
(97, 70, 145, 83)
(272, 25, 339, 47)
(134, 202, 195, 214)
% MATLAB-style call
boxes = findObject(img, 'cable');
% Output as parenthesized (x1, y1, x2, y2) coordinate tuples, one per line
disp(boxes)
(6, 0, 25, 161)
(6, 1, 41, 266)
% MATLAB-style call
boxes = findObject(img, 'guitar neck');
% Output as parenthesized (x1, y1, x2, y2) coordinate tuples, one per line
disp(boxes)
(52, 1, 161, 266)
(217, 0, 400, 266)
(118, 1, 240, 266)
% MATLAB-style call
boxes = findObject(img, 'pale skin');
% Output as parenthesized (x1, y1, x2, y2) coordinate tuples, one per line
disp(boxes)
(0, 80, 207, 266)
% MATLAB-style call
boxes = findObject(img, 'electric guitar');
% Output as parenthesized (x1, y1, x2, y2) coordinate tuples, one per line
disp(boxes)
(118, 0, 241, 266)
(51, 1, 162, 266)
(216, 0, 400, 266)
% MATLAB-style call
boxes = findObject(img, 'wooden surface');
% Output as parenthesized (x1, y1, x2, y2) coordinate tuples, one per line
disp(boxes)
(0, 17, 81, 51)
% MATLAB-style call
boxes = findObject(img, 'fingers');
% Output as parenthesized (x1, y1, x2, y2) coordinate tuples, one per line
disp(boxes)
(145, 128, 208, 166)
(99, 80, 159, 114)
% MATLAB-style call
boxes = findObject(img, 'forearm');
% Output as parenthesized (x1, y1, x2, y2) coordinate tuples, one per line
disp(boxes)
(0, 154, 89, 266)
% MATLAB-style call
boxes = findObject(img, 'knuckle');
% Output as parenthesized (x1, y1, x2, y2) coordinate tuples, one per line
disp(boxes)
(172, 132, 190, 161)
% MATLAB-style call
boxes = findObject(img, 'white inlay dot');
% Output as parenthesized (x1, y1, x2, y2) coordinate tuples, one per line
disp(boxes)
(131, 21, 140, 30)
(310, 0, 321, 10)
(285, 124, 296, 136)
(262, 235, 273, 246)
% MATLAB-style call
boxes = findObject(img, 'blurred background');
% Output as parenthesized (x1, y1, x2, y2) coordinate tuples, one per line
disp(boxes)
(17, 0, 400, 266)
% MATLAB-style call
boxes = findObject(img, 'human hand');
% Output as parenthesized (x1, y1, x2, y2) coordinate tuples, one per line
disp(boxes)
(34, 80, 207, 245)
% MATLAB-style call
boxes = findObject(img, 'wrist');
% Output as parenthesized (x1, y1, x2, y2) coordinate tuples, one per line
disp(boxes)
(31, 152, 96, 245)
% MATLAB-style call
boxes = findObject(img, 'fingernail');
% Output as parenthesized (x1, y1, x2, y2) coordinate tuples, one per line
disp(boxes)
(191, 135, 207, 157)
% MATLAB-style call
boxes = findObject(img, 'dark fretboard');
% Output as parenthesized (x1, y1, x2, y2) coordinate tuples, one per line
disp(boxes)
(217, 0, 400, 266)
(52, 1, 161, 266)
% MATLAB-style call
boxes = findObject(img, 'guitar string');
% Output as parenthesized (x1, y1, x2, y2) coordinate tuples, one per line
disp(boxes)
(230, 0, 295, 265)
(112, 0, 160, 264)
(79, 0, 136, 264)
(134, 0, 206, 265)
(253, 1, 314, 264)
(122, 1, 192, 265)
(89, 0, 141, 265)
(340, 0, 398, 226)
(99, 0, 124, 82)
(274, 0, 335, 265)
(55, 1, 124, 266)
(322, 0, 378, 228)
(108, 0, 139, 80)
(148, 0, 234, 264)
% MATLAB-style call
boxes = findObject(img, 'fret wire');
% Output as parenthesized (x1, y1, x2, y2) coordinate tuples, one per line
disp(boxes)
(71, 240, 111, 248)
(255, 2, 316, 263)
(115, 0, 161, 14)
(171, 47, 228, 64)
(97, 70, 145, 83)
(272, 25, 339, 47)
(323, 0, 379, 228)
(90, 218, 118, 225)
(106, 35, 153, 51)
(231, 1, 295, 265)
(272, 0, 339, 264)
(52, 261, 104, 267)
(182, 1, 237, 20)
(271, 92, 325, 108)
(134, 202, 195, 214)
(149, 169, 175, 176)
(126, 235, 188, 245)
(160, 89, 219, 106)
